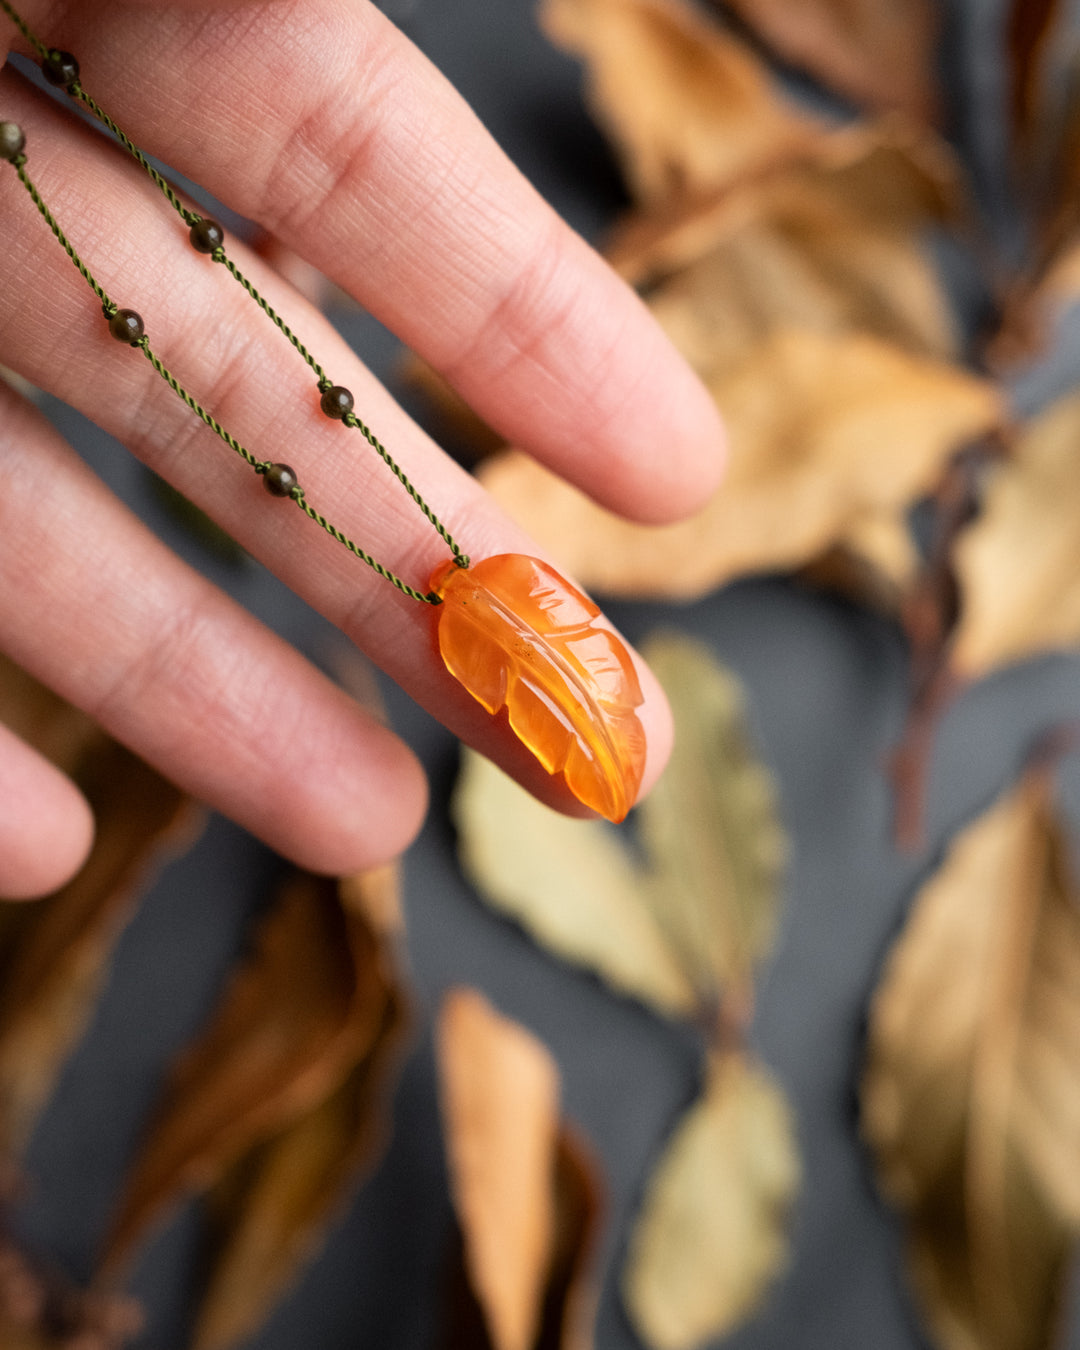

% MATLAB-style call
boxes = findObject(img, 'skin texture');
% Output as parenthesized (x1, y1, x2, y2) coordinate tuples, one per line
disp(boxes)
(0, 0, 726, 897)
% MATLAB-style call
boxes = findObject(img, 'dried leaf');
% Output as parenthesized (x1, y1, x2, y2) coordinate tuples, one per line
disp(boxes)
(952, 393, 1080, 677)
(623, 1051, 799, 1350)
(1006, 0, 1062, 149)
(191, 981, 409, 1350)
(539, 0, 824, 205)
(436, 989, 565, 1350)
(104, 870, 398, 1272)
(637, 633, 787, 1006)
(454, 751, 696, 1016)
(441, 1121, 603, 1350)
(536, 1127, 604, 1350)
(481, 328, 1003, 600)
(431, 555, 646, 823)
(454, 637, 785, 1021)
(611, 124, 964, 369)
(0, 661, 198, 1155)
(862, 767, 1080, 1350)
(718, 0, 941, 124)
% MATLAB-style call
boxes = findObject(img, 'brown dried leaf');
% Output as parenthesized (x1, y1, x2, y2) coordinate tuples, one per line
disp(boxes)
(1006, 0, 1063, 150)
(104, 869, 399, 1272)
(718, 0, 941, 124)
(623, 1051, 799, 1350)
(481, 328, 1003, 600)
(441, 1121, 603, 1350)
(0, 661, 198, 1156)
(191, 980, 409, 1350)
(539, 0, 825, 205)
(611, 123, 964, 368)
(862, 767, 1080, 1350)
(952, 393, 1080, 677)
(436, 989, 601, 1350)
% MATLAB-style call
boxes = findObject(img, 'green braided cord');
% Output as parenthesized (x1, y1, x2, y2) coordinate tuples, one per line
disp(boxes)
(14, 160, 112, 309)
(0, 0, 47, 58)
(291, 495, 440, 605)
(215, 251, 330, 386)
(71, 85, 191, 221)
(5, 150, 443, 604)
(0, 0, 468, 590)
(342, 409, 468, 564)
(136, 339, 262, 470)
(137, 339, 440, 601)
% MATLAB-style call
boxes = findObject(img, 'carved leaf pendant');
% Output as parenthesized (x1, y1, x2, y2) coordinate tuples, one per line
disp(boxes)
(430, 554, 646, 822)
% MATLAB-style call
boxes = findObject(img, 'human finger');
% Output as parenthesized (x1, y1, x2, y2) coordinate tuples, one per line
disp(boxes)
(0, 68, 675, 813)
(0, 719, 94, 898)
(0, 383, 429, 874)
(3, 0, 725, 524)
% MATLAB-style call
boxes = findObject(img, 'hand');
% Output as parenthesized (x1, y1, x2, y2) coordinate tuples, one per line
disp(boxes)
(0, 0, 725, 898)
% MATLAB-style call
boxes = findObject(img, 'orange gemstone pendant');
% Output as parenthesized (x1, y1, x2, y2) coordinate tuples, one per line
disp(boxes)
(430, 554, 646, 822)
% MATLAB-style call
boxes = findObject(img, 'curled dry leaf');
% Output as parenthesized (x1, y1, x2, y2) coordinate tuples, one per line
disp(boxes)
(623, 1051, 799, 1350)
(436, 989, 602, 1350)
(610, 121, 965, 369)
(192, 984, 409, 1350)
(717, 0, 941, 124)
(0, 660, 199, 1157)
(454, 635, 786, 1020)
(104, 864, 407, 1314)
(862, 767, 1080, 1350)
(481, 328, 1003, 601)
(539, 0, 824, 205)
(952, 392, 1080, 677)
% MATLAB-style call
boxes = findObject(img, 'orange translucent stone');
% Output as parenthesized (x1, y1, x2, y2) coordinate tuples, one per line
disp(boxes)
(430, 553, 646, 822)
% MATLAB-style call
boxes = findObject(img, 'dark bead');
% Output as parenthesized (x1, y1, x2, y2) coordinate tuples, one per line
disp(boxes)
(319, 385, 354, 420)
(42, 50, 80, 89)
(108, 308, 145, 345)
(0, 122, 25, 163)
(263, 463, 299, 497)
(189, 217, 225, 254)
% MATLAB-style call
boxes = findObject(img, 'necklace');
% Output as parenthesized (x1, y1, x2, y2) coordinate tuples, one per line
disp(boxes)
(0, 1, 646, 822)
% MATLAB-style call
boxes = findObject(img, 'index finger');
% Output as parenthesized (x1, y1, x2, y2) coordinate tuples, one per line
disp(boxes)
(5, 0, 725, 523)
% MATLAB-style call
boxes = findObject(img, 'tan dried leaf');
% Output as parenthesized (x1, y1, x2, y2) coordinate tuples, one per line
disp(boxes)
(0, 664, 198, 1156)
(623, 1051, 799, 1350)
(862, 768, 1080, 1350)
(455, 638, 786, 1018)
(104, 869, 399, 1272)
(952, 393, 1080, 677)
(437, 989, 562, 1350)
(539, 0, 824, 205)
(453, 751, 698, 1018)
(638, 633, 787, 1005)
(481, 327, 1003, 599)
(719, 0, 941, 123)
